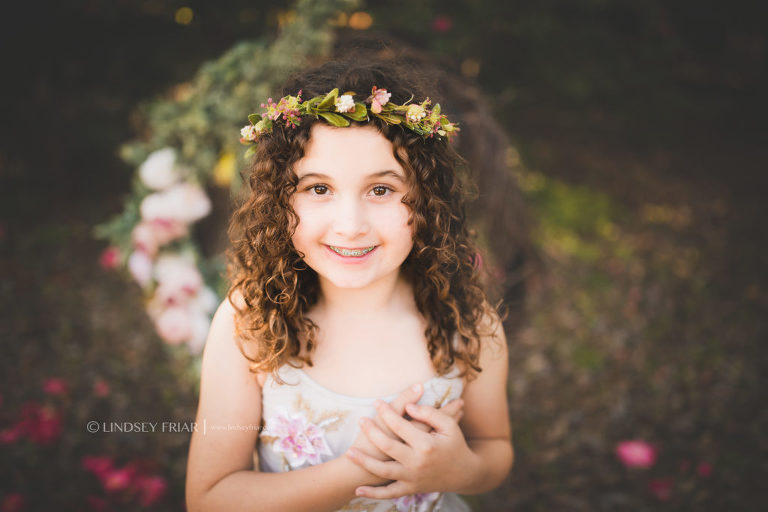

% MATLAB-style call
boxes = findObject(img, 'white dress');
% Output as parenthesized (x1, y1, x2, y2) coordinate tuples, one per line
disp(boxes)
(256, 363, 472, 512)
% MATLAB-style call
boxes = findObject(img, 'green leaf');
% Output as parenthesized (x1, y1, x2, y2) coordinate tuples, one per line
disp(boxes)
(247, 113, 261, 124)
(346, 103, 368, 121)
(375, 113, 403, 125)
(317, 88, 339, 110)
(318, 112, 350, 127)
(432, 103, 441, 116)
(244, 145, 258, 159)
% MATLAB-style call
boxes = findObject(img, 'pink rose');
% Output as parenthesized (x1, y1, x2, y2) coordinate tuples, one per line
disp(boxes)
(697, 461, 712, 477)
(99, 247, 121, 270)
(42, 378, 69, 396)
(135, 475, 168, 507)
(92, 378, 110, 397)
(615, 440, 657, 469)
(369, 86, 391, 114)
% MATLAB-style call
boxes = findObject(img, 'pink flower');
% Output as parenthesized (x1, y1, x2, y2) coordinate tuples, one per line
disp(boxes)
(85, 495, 110, 512)
(265, 409, 333, 467)
(0, 493, 26, 512)
(647, 478, 673, 501)
(131, 219, 188, 258)
(392, 492, 441, 512)
(432, 15, 453, 32)
(0, 425, 22, 444)
(615, 440, 657, 469)
(43, 378, 69, 396)
(102, 466, 136, 493)
(92, 378, 110, 397)
(99, 247, 121, 270)
(15, 402, 62, 444)
(135, 475, 168, 507)
(369, 86, 391, 114)
(697, 461, 712, 477)
(151, 254, 203, 306)
(82, 455, 115, 480)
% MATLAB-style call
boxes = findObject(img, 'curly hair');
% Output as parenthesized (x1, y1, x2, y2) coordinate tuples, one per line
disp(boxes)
(226, 58, 499, 383)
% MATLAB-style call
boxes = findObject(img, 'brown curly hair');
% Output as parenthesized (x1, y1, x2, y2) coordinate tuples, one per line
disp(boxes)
(225, 58, 499, 383)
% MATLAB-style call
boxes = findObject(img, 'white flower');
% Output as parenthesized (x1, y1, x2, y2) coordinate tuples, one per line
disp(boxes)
(240, 124, 258, 141)
(155, 306, 193, 345)
(189, 285, 218, 315)
(138, 148, 181, 190)
(334, 94, 356, 113)
(140, 182, 211, 225)
(151, 253, 203, 307)
(127, 250, 153, 288)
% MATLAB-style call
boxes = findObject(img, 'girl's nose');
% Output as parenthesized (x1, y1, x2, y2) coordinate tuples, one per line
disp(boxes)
(332, 197, 370, 238)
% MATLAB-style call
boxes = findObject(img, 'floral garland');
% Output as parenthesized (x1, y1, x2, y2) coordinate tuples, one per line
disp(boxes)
(239, 86, 458, 157)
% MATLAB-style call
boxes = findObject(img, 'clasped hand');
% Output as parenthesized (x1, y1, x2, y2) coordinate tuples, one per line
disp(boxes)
(345, 383, 475, 499)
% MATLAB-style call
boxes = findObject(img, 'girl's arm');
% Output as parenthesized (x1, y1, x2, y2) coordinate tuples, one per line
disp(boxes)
(185, 297, 383, 512)
(447, 309, 514, 493)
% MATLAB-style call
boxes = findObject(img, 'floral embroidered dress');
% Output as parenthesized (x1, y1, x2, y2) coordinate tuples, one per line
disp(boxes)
(256, 363, 472, 512)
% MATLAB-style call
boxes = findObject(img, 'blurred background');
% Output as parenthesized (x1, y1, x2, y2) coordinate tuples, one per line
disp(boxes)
(1, 0, 766, 510)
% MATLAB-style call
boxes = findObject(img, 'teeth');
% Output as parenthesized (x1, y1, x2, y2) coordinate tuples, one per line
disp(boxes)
(330, 245, 375, 257)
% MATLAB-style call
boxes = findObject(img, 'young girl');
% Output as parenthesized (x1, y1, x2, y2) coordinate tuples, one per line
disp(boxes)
(186, 58, 513, 512)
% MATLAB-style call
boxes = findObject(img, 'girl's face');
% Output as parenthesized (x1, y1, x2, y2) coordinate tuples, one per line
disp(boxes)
(290, 124, 414, 290)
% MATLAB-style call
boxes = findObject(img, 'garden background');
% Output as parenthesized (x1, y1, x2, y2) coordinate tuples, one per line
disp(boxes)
(1, 0, 766, 510)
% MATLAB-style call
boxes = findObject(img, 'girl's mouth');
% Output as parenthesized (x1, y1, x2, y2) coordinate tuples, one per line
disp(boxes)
(327, 245, 376, 257)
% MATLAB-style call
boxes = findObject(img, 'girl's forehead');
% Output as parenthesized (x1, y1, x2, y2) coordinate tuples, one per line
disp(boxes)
(295, 124, 404, 178)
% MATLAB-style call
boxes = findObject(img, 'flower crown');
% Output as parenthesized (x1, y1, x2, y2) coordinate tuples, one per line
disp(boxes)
(239, 86, 459, 154)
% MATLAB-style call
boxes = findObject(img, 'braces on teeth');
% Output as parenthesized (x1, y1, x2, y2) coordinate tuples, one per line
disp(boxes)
(330, 246, 375, 257)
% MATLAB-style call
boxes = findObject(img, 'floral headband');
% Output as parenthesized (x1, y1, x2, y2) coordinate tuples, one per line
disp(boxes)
(239, 86, 459, 155)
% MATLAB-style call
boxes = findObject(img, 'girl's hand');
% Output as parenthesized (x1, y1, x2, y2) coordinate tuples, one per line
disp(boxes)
(345, 400, 475, 499)
(349, 385, 464, 486)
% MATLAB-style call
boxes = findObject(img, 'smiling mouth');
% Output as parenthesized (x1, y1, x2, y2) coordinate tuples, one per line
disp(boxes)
(328, 245, 376, 257)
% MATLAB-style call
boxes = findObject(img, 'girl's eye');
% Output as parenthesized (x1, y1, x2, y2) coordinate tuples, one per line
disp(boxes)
(310, 184, 329, 195)
(371, 185, 392, 197)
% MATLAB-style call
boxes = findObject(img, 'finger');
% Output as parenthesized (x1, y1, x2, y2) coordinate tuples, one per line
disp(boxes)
(405, 402, 456, 434)
(376, 399, 429, 448)
(388, 383, 424, 416)
(439, 398, 464, 421)
(345, 447, 404, 481)
(356, 481, 412, 500)
(360, 416, 412, 462)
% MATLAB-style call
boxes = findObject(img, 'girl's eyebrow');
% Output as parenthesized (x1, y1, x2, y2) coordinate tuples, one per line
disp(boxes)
(297, 170, 405, 182)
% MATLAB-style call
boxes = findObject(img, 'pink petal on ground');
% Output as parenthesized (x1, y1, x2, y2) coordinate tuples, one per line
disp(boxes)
(647, 478, 674, 501)
(43, 378, 69, 396)
(615, 440, 657, 469)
